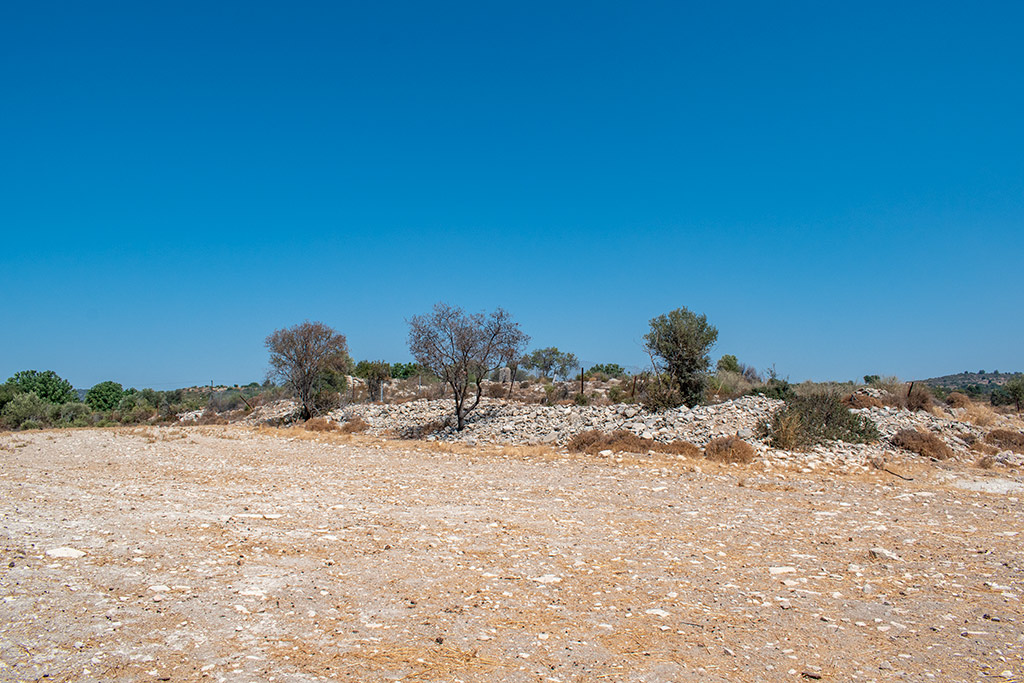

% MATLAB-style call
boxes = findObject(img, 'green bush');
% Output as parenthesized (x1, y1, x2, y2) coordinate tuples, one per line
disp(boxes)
(57, 402, 92, 427)
(2, 392, 51, 430)
(4, 370, 76, 404)
(573, 392, 589, 406)
(759, 393, 879, 449)
(588, 363, 626, 378)
(85, 381, 124, 412)
(756, 378, 796, 401)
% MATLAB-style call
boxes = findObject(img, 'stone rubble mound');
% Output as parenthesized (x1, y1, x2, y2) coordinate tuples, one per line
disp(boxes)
(333, 394, 783, 447)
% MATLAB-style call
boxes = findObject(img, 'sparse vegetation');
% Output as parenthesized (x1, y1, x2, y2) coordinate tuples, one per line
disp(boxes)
(759, 393, 880, 450)
(892, 429, 953, 460)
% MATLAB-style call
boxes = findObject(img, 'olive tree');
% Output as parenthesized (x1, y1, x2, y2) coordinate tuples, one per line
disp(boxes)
(524, 347, 579, 380)
(643, 307, 718, 408)
(408, 303, 529, 430)
(266, 321, 351, 420)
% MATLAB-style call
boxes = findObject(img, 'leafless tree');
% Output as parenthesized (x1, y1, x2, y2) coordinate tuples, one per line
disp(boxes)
(266, 321, 351, 420)
(408, 303, 529, 430)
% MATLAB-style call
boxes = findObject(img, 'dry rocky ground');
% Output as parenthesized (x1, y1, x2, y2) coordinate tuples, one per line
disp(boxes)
(1, 417, 1023, 682)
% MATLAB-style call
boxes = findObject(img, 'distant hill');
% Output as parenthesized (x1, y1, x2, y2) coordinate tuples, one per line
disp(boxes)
(918, 370, 1021, 393)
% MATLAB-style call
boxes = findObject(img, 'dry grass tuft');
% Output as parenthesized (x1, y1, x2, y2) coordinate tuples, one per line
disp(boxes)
(304, 417, 338, 432)
(976, 454, 997, 469)
(946, 392, 972, 409)
(963, 403, 997, 427)
(892, 429, 953, 460)
(338, 416, 370, 434)
(703, 436, 756, 464)
(985, 429, 1024, 454)
(567, 430, 700, 457)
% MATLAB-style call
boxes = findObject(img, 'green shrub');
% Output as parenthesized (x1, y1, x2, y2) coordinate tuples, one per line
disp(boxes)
(0, 384, 15, 413)
(2, 392, 51, 430)
(756, 378, 796, 401)
(607, 385, 626, 403)
(57, 402, 92, 427)
(4, 370, 76, 404)
(717, 354, 741, 374)
(588, 363, 626, 379)
(20, 419, 42, 430)
(573, 392, 589, 406)
(759, 393, 879, 449)
(85, 381, 124, 412)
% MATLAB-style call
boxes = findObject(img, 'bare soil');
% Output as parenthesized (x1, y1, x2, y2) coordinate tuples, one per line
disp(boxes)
(1, 426, 1022, 682)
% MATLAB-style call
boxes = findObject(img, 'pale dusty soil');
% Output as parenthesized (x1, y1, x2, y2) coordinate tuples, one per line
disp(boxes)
(1, 426, 1022, 683)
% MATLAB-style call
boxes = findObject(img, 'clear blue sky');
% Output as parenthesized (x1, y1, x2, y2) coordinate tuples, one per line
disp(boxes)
(2, 1, 1022, 389)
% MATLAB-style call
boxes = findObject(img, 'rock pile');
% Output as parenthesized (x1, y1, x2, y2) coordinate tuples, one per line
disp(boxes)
(332, 394, 783, 447)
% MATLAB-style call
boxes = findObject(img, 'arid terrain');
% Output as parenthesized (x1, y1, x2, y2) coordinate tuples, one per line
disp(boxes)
(1, 425, 1023, 682)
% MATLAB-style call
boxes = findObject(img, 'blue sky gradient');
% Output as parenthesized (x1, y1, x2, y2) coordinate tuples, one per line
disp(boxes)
(2, 1, 1022, 389)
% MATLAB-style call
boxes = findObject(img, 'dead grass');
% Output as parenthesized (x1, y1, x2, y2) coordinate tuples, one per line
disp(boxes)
(703, 436, 756, 464)
(985, 429, 1024, 454)
(976, 455, 997, 469)
(567, 430, 700, 457)
(880, 383, 935, 412)
(304, 417, 339, 432)
(844, 393, 884, 409)
(338, 416, 370, 434)
(963, 403, 997, 427)
(892, 428, 953, 460)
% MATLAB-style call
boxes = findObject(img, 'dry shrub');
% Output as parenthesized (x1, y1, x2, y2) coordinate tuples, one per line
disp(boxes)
(196, 409, 228, 426)
(985, 429, 1024, 454)
(946, 392, 972, 409)
(892, 429, 953, 460)
(304, 417, 338, 432)
(703, 436, 756, 464)
(485, 383, 507, 399)
(567, 430, 700, 457)
(878, 382, 935, 412)
(844, 393, 883, 409)
(976, 454, 997, 469)
(338, 416, 370, 434)
(963, 403, 997, 427)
